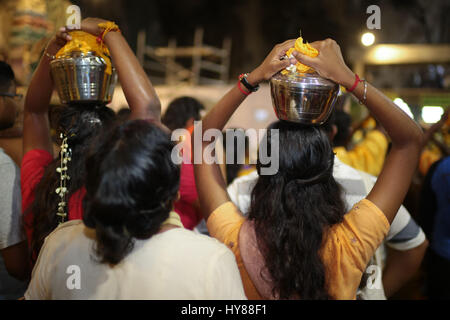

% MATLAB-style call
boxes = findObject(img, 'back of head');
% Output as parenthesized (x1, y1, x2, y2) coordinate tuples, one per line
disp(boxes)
(222, 128, 248, 185)
(332, 109, 352, 147)
(0, 61, 14, 92)
(83, 120, 180, 265)
(249, 120, 346, 299)
(162, 96, 204, 131)
(116, 107, 131, 123)
(0, 61, 16, 130)
(26, 104, 116, 261)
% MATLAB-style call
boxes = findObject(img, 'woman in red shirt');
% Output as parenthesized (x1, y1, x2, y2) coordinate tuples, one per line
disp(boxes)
(22, 17, 161, 262)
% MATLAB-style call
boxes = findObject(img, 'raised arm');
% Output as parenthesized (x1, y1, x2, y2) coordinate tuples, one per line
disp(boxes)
(80, 18, 161, 121)
(421, 109, 448, 150)
(294, 39, 424, 223)
(194, 40, 296, 220)
(23, 29, 71, 155)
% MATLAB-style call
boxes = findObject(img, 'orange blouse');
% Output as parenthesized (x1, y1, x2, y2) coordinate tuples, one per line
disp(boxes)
(206, 199, 390, 300)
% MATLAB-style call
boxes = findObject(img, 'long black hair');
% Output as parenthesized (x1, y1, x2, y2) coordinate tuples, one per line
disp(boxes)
(248, 120, 346, 299)
(25, 104, 116, 261)
(83, 120, 180, 265)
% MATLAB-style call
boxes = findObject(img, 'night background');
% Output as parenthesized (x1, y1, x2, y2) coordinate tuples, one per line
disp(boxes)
(69, 0, 450, 87)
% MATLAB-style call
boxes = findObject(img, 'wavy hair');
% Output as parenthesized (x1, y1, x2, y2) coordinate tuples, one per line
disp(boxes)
(24, 104, 116, 261)
(248, 120, 346, 299)
(82, 120, 180, 265)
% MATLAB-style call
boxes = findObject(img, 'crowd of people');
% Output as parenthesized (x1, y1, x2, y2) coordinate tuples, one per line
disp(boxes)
(0, 17, 448, 300)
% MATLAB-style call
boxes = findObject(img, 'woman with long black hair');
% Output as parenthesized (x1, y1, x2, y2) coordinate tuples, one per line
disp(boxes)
(194, 38, 424, 299)
(24, 119, 246, 299)
(21, 17, 161, 263)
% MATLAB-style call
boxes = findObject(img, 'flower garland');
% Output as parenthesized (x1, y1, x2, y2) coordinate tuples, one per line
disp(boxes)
(55, 133, 72, 224)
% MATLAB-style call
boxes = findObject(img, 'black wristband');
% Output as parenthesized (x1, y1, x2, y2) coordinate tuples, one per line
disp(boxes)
(239, 73, 259, 92)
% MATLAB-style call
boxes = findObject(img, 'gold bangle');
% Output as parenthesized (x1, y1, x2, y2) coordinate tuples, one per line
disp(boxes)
(358, 80, 368, 105)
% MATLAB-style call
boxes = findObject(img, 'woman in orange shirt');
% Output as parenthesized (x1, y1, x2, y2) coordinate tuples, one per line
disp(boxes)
(193, 39, 423, 299)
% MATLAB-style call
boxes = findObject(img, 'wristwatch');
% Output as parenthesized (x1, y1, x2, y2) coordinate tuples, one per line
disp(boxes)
(239, 73, 260, 92)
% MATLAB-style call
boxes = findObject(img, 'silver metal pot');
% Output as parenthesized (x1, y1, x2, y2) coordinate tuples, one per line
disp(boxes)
(50, 51, 117, 105)
(269, 71, 340, 125)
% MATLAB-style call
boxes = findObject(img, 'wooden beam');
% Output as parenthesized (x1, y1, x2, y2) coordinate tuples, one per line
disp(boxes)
(200, 61, 226, 73)
(166, 38, 177, 85)
(192, 28, 204, 85)
(136, 30, 146, 66)
(221, 37, 232, 82)
(152, 46, 227, 58)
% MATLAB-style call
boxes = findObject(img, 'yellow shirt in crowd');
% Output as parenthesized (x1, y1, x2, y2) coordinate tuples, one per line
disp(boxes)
(334, 130, 388, 176)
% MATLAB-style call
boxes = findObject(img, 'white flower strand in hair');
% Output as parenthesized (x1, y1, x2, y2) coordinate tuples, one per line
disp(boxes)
(55, 133, 72, 224)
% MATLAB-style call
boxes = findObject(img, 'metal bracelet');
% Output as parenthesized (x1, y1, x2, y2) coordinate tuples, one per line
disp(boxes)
(44, 51, 55, 60)
(359, 79, 368, 105)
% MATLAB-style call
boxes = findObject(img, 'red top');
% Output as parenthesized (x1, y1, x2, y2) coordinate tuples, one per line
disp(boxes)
(21, 149, 85, 248)
(173, 161, 201, 230)
(21, 148, 201, 248)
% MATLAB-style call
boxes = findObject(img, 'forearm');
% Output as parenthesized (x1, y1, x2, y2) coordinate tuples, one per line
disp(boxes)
(22, 51, 54, 153)
(24, 54, 54, 114)
(382, 240, 428, 297)
(201, 71, 261, 133)
(104, 32, 161, 120)
(342, 73, 423, 150)
(201, 86, 246, 133)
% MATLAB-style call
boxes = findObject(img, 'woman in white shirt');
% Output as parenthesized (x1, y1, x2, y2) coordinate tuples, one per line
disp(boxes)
(25, 119, 246, 300)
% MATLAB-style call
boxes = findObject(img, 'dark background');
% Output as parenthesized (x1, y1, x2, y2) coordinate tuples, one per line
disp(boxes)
(72, 0, 450, 87)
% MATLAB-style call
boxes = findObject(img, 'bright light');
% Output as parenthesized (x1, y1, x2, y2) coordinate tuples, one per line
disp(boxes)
(422, 106, 444, 123)
(361, 32, 375, 46)
(394, 98, 414, 119)
(373, 46, 398, 62)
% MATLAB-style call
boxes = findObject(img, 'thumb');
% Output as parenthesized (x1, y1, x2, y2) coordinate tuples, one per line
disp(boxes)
(292, 50, 317, 68)
(274, 58, 292, 71)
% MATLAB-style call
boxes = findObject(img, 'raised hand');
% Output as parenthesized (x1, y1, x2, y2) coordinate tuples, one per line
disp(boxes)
(78, 17, 109, 36)
(45, 27, 72, 56)
(292, 38, 355, 88)
(248, 39, 297, 85)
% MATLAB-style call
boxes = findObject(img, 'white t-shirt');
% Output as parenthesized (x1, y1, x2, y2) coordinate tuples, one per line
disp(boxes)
(25, 220, 247, 300)
(226, 156, 426, 300)
(0, 148, 27, 299)
(0, 148, 23, 249)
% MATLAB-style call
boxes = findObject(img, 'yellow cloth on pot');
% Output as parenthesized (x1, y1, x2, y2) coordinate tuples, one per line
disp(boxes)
(282, 36, 319, 74)
(55, 30, 112, 75)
